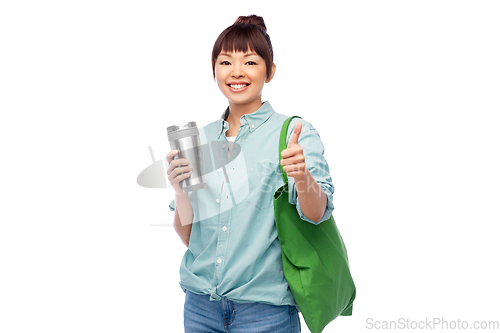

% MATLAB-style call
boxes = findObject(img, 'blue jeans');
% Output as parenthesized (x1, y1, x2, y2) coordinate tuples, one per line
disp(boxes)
(184, 289, 301, 332)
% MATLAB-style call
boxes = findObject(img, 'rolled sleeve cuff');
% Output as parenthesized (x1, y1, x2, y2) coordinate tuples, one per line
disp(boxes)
(169, 199, 175, 212)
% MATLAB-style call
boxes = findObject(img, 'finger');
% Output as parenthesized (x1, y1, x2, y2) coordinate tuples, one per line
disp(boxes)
(167, 157, 190, 171)
(167, 163, 191, 179)
(170, 171, 192, 186)
(169, 165, 193, 177)
(166, 149, 179, 163)
(167, 160, 191, 176)
(287, 122, 302, 149)
(283, 163, 306, 174)
(168, 165, 193, 182)
(280, 145, 303, 160)
(280, 154, 305, 166)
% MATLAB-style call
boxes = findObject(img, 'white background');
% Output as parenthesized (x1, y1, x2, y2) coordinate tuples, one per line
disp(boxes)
(1, 1, 499, 332)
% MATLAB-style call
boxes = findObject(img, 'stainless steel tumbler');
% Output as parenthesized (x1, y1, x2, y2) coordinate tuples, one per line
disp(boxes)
(167, 121, 207, 192)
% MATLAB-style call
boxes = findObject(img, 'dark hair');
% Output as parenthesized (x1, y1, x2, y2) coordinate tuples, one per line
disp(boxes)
(212, 15, 274, 79)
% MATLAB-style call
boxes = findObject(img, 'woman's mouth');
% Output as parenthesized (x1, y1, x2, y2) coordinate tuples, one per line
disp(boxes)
(227, 83, 250, 92)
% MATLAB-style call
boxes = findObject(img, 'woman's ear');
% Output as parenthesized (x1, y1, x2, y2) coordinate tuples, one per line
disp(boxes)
(265, 63, 276, 83)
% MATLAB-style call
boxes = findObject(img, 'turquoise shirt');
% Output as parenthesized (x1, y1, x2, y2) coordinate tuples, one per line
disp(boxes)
(169, 101, 334, 306)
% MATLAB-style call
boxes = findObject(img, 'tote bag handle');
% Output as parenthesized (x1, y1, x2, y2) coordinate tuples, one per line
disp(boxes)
(278, 116, 302, 185)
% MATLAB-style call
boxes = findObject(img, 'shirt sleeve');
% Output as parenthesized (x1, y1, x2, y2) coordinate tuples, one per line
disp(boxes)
(286, 119, 334, 225)
(169, 199, 175, 211)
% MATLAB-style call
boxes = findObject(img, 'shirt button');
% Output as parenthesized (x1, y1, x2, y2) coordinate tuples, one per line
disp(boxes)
(216, 198, 220, 203)
(251, 124, 255, 129)
(226, 194, 229, 199)
(217, 258, 222, 264)
(218, 168, 222, 172)
(224, 123, 227, 127)
(222, 226, 227, 232)
(218, 131, 221, 135)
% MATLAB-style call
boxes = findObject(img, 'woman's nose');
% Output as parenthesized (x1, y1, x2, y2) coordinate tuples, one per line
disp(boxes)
(231, 64, 244, 77)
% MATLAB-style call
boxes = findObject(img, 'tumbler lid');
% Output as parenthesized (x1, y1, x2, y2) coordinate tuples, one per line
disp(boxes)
(167, 121, 197, 134)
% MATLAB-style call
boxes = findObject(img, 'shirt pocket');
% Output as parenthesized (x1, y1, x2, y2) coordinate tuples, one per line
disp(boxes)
(245, 159, 281, 210)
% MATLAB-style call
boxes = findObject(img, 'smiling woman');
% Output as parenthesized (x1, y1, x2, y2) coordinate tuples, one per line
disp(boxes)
(212, 17, 277, 119)
(166, 14, 335, 333)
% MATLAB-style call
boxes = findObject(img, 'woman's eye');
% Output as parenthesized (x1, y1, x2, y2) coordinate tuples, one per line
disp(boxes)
(246, 61, 257, 65)
(220, 61, 231, 65)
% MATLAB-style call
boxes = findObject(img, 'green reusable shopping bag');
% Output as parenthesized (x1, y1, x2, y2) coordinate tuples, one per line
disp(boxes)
(274, 116, 356, 333)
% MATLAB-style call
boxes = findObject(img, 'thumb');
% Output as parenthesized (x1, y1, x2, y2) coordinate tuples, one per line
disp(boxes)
(287, 122, 302, 148)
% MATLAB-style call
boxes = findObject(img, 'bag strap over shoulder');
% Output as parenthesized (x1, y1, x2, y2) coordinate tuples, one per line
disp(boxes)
(279, 116, 302, 185)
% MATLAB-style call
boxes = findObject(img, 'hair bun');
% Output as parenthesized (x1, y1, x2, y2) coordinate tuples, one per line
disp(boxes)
(233, 15, 267, 32)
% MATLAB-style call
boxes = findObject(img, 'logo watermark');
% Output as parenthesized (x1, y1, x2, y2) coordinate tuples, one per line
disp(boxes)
(138, 144, 333, 226)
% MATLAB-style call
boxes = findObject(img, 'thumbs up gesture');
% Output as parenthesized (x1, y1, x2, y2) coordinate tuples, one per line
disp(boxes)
(280, 122, 308, 180)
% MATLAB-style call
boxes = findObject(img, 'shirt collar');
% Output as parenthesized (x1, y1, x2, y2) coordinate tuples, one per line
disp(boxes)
(216, 101, 275, 138)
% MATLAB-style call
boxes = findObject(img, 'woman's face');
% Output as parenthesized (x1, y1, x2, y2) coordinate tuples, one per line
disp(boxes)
(215, 50, 275, 111)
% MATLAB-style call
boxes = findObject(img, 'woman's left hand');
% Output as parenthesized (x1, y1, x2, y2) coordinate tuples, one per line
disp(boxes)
(280, 122, 308, 180)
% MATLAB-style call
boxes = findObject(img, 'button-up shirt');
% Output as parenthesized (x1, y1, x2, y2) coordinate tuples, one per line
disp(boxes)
(169, 101, 334, 306)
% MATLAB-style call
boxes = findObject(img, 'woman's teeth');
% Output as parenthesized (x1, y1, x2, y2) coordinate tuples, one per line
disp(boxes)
(230, 84, 248, 89)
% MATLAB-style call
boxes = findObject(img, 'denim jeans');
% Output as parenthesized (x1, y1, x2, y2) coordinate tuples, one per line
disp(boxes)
(184, 289, 301, 332)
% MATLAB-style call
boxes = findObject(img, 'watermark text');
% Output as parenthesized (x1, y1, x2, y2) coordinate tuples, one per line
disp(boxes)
(366, 317, 499, 330)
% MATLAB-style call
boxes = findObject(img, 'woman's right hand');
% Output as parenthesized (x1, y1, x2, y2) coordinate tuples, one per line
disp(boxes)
(166, 150, 193, 194)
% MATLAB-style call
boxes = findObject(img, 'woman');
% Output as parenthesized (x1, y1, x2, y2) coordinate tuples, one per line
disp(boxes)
(167, 15, 334, 333)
